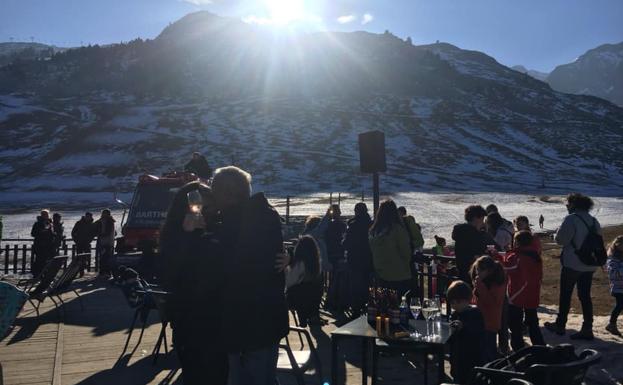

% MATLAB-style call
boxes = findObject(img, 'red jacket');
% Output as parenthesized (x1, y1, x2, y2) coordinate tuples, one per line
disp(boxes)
(502, 247, 542, 309)
(474, 278, 506, 332)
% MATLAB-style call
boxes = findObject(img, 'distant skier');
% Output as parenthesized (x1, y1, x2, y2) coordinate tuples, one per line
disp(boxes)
(184, 152, 213, 179)
(539, 214, 545, 229)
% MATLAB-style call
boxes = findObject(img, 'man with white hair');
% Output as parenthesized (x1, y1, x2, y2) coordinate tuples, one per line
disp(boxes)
(212, 166, 288, 385)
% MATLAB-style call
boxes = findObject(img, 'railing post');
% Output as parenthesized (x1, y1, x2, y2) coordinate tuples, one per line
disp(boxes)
(21, 244, 27, 274)
(3, 245, 8, 274)
(286, 196, 290, 225)
(427, 263, 433, 299)
(329, 192, 333, 206)
(12, 245, 18, 274)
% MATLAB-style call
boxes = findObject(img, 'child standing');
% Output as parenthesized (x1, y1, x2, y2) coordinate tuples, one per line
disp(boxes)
(470, 256, 506, 362)
(503, 231, 546, 351)
(286, 235, 323, 327)
(605, 236, 623, 336)
(447, 280, 486, 384)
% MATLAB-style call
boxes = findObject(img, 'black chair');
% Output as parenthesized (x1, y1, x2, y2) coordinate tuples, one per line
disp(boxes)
(470, 345, 601, 385)
(48, 253, 90, 312)
(278, 326, 323, 385)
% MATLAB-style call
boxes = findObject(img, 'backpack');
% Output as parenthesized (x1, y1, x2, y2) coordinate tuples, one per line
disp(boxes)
(572, 214, 607, 266)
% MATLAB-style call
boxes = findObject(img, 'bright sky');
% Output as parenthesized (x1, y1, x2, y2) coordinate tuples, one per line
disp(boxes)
(1, 0, 622, 72)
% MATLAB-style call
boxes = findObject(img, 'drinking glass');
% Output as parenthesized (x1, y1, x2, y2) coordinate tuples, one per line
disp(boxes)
(187, 190, 203, 214)
(409, 297, 422, 338)
(423, 298, 441, 340)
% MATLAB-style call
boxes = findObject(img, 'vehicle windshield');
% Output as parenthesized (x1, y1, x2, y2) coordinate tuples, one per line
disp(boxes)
(125, 183, 177, 229)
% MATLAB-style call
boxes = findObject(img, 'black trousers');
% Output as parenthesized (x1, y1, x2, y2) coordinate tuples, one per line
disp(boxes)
(556, 267, 594, 330)
(32, 247, 54, 277)
(349, 269, 370, 316)
(287, 279, 322, 325)
(173, 324, 228, 385)
(611, 293, 623, 325)
(509, 305, 545, 351)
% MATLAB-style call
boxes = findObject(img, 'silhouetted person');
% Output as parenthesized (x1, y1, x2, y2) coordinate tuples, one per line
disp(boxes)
(398, 206, 424, 252)
(72, 212, 95, 276)
(342, 202, 373, 317)
(184, 152, 213, 179)
(539, 214, 545, 229)
(285, 235, 322, 327)
(325, 204, 347, 311)
(160, 182, 228, 385)
(31, 210, 56, 276)
(52, 212, 64, 252)
(94, 209, 116, 276)
(212, 166, 287, 385)
(452, 205, 495, 283)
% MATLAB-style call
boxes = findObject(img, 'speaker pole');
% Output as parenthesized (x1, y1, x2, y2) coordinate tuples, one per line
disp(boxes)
(373, 172, 380, 215)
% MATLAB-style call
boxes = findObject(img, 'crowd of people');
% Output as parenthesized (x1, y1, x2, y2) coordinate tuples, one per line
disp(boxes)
(18, 174, 623, 385)
(29, 209, 116, 277)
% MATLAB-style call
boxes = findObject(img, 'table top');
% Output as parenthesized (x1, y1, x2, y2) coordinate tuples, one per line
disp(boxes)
(331, 316, 453, 345)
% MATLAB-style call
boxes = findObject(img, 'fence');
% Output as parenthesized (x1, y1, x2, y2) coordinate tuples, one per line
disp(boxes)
(0, 238, 99, 276)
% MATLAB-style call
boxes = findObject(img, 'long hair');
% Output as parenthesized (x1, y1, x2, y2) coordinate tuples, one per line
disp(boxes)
(294, 235, 321, 281)
(608, 235, 623, 258)
(470, 255, 505, 289)
(369, 199, 401, 236)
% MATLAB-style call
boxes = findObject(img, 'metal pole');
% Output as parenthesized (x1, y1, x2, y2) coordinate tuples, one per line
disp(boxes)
(286, 196, 290, 225)
(373, 172, 380, 215)
(329, 192, 333, 206)
(338, 193, 341, 206)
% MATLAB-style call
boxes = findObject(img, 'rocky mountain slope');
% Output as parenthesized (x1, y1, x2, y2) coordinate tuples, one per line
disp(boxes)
(547, 42, 623, 107)
(1, 12, 622, 204)
(0, 42, 65, 67)
(511, 65, 549, 82)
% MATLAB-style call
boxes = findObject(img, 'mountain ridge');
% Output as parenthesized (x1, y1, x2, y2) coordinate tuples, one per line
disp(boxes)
(0, 11, 622, 202)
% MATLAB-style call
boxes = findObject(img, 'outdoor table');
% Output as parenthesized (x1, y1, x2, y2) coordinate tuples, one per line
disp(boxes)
(330, 316, 452, 385)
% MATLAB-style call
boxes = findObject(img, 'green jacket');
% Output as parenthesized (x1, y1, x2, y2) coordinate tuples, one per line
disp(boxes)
(369, 224, 412, 282)
(403, 215, 424, 250)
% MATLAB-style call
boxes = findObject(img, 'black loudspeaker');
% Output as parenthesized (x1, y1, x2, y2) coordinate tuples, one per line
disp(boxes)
(358, 130, 387, 173)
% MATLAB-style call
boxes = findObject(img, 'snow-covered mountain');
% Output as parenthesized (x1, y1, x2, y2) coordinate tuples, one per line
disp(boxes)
(1, 12, 622, 207)
(511, 65, 549, 82)
(547, 42, 623, 107)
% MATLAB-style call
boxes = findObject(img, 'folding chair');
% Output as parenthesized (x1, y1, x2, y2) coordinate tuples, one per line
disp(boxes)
(278, 326, 323, 385)
(23, 256, 68, 318)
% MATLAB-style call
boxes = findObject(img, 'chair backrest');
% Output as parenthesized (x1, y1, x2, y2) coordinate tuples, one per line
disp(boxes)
(0, 282, 28, 341)
(52, 254, 89, 293)
(29, 256, 68, 298)
(525, 349, 601, 385)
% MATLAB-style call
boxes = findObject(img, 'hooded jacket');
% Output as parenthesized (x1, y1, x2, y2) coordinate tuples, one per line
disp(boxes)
(452, 223, 494, 282)
(502, 247, 543, 309)
(369, 223, 412, 282)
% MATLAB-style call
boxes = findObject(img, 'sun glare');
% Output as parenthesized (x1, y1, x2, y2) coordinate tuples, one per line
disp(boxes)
(264, 0, 306, 24)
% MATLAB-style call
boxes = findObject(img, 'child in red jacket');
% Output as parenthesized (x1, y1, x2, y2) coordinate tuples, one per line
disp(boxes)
(502, 231, 546, 351)
(471, 256, 506, 362)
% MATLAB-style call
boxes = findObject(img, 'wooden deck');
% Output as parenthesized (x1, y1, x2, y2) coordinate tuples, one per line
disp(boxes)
(1, 277, 445, 385)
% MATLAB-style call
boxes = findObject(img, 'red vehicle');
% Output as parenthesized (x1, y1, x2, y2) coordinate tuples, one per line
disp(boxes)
(117, 171, 198, 251)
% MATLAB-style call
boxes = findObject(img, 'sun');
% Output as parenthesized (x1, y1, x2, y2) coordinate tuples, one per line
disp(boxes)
(264, 0, 306, 24)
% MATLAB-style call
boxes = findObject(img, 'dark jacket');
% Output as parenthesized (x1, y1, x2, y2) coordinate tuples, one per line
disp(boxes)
(184, 155, 213, 179)
(31, 217, 56, 251)
(452, 223, 495, 282)
(449, 306, 486, 384)
(94, 216, 115, 246)
(342, 214, 373, 272)
(219, 193, 288, 352)
(71, 217, 95, 245)
(53, 221, 64, 249)
(161, 229, 225, 345)
(326, 219, 347, 264)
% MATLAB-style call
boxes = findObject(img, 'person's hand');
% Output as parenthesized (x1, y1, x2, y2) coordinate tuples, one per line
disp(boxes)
(183, 213, 205, 232)
(274, 252, 290, 272)
(450, 320, 463, 331)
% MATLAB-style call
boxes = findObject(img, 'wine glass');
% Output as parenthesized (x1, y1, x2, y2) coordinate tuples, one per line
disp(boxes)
(423, 298, 441, 340)
(426, 297, 442, 340)
(409, 297, 422, 337)
(187, 190, 203, 214)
